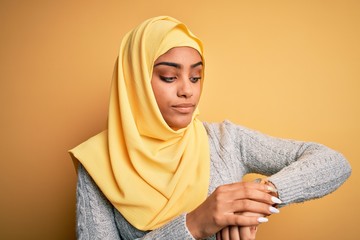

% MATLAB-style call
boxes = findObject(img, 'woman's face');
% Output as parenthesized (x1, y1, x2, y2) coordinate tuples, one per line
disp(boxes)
(151, 47, 203, 130)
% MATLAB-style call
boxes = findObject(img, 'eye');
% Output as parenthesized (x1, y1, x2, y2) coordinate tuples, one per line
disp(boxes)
(190, 77, 201, 83)
(160, 76, 176, 83)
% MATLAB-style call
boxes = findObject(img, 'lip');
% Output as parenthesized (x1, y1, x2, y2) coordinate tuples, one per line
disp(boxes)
(172, 103, 195, 114)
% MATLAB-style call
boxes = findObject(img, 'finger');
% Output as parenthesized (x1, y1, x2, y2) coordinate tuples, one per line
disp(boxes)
(216, 231, 222, 240)
(221, 227, 230, 240)
(225, 213, 268, 227)
(231, 199, 280, 215)
(239, 227, 250, 240)
(218, 185, 282, 205)
(226, 181, 275, 193)
(241, 211, 263, 217)
(250, 226, 258, 235)
(230, 226, 241, 240)
(240, 227, 256, 240)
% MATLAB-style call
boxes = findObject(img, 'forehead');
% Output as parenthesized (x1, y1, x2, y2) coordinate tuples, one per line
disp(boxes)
(154, 47, 202, 64)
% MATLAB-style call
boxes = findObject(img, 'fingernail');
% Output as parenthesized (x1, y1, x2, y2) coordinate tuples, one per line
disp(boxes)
(267, 185, 278, 193)
(271, 196, 282, 204)
(257, 217, 269, 223)
(269, 206, 280, 213)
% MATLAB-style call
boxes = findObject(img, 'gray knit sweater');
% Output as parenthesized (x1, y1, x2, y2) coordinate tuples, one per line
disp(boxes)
(75, 120, 351, 240)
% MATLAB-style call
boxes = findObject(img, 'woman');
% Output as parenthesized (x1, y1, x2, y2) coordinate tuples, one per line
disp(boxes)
(69, 16, 351, 240)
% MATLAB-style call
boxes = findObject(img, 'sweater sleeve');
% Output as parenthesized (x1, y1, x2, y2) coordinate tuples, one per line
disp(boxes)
(76, 164, 199, 240)
(76, 164, 121, 240)
(138, 214, 196, 240)
(218, 120, 351, 206)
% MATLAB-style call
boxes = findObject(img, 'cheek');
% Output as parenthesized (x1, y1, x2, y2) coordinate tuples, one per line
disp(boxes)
(151, 79, 162, 100)
(194, 84, 202, 102)
(151, 82, 170, 111)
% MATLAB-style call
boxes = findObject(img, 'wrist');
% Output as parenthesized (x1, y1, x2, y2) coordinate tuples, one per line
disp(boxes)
(186, 211, 201, 240)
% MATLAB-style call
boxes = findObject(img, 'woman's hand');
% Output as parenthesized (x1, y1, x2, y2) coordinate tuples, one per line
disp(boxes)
(216, 211, 263, 240)
(216, 225, 258, 240)
(186, 182, 281, 239)
(215, 180, 280, 240)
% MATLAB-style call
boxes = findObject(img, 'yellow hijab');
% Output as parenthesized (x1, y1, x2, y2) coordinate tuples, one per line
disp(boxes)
(69, 16, 210, 230)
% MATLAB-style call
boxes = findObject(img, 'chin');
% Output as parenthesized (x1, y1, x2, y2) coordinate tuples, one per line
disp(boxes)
(168, 119, 192, 131)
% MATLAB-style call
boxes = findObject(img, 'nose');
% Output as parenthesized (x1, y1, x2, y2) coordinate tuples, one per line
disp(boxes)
(177, 78, 193, 98)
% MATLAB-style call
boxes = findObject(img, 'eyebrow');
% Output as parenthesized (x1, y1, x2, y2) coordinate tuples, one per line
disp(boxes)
(154, 61, 203, 69)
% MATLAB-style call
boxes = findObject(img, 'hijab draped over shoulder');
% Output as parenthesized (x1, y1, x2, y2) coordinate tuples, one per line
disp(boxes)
(69, 16, 210, 230)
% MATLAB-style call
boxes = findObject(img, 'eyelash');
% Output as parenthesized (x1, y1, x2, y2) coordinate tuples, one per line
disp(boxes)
(160, 76, 176, 83)
(159, 76, 201, 83)
(190, 77, 201, 83)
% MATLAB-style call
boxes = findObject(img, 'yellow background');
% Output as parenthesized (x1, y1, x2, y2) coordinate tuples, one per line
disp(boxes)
(1, 1, 359, 239)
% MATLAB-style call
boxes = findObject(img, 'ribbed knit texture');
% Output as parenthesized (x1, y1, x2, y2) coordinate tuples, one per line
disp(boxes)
(75, 120, 351, 239)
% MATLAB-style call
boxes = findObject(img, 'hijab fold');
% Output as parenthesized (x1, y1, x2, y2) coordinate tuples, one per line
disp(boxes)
(69, 16, 210, 230)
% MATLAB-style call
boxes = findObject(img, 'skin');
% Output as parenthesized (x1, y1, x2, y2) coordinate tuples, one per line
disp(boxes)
(151, 46, 203, 130)
(217, 215, 259, 240)
(151, 47, 279, 239)
(186, 182, 277, 239)
(217, 182, 278, 240)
